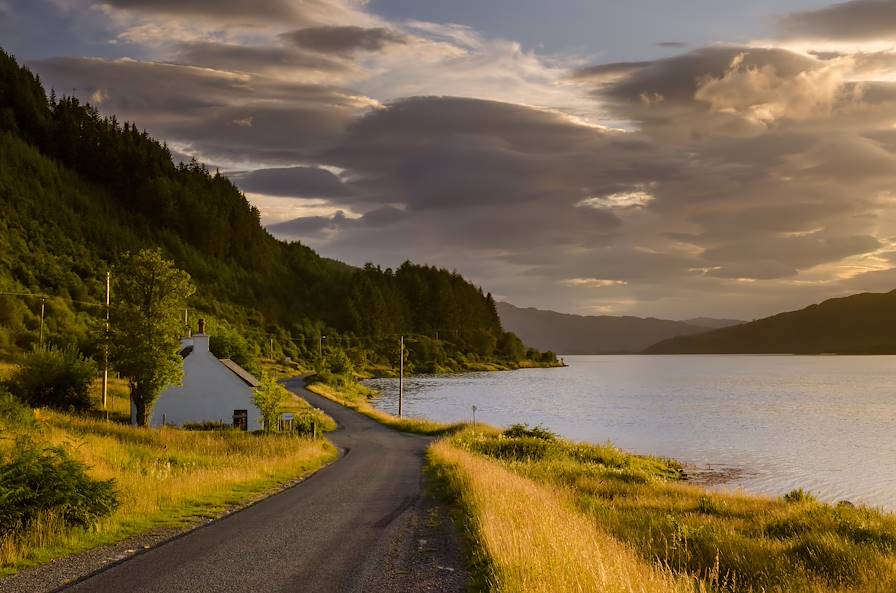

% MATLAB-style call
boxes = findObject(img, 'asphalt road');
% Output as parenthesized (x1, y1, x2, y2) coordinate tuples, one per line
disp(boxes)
(62, 378, 466, 593)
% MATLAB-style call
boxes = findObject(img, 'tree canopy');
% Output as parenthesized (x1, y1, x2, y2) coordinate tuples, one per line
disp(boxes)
(109, 249, 194, 426)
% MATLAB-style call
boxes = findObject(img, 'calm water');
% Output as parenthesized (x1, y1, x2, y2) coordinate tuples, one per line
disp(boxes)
(367, 355, 896, 511)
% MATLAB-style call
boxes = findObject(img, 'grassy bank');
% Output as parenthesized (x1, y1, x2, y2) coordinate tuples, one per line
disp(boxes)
(433, 427, 896, 593)
(428, 440, 700, 593)
(0, 374, 337, 576)
(305, 380, 464, 435)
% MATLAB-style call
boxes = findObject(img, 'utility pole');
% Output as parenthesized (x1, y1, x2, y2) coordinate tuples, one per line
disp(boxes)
(399, 335, 404, 417)
(270, 337, 274, 360)
(318, 334, 326, 358)
(102, 271, 110, 412)
(38, 299, 45, 346)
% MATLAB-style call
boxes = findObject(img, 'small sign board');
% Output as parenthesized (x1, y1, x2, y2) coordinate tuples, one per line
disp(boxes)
(282, 413, 294, 421)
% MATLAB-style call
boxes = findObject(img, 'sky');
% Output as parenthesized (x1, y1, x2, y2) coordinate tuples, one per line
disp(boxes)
(4, 0, 896, 320)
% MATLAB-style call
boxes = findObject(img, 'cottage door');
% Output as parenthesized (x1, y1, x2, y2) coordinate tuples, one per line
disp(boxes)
(233, 409, 248, 431)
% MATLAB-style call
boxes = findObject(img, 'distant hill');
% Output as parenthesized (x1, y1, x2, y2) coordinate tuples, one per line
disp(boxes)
(644, 290, 896, 354)
(685, 317, 744, 330)
(496, 302, 730, 354)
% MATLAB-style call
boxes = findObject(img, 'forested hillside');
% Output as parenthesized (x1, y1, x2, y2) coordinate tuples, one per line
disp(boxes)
(0, 49, 553, 371)
(643, 290, 896, 354)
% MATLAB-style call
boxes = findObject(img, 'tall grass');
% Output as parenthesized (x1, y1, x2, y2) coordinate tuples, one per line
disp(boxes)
(444, 428, 896, 593)
(428, 440, 702, 593)
(0, 375, 338, 575)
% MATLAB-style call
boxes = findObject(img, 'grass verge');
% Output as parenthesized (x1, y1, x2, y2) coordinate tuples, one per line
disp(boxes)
(428, 439, 701, 593)
(305, 380, 469, 436)
(436, 427, 896, 593)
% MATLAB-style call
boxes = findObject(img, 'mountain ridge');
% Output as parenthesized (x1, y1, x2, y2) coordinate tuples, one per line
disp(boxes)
(644, 290, 896, 354)
(496, 302, 740, 354)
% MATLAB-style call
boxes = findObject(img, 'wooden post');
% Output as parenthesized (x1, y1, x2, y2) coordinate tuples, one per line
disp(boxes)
(38, 300, 45, 346)
(102, 271, 110, 412)
(399, 336, 404, 417)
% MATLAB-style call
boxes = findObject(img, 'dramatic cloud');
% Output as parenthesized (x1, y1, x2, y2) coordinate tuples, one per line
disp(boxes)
(14, 0, 896, 319)
(281, 26, 408, 55)
(778, 0, 896, 40)
(231, 166, 353, 198)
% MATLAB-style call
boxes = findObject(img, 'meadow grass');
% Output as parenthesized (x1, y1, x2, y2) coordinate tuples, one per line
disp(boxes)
(428, 440, 702, 593)
(441, 428, 896, 593)
(0, 374, 338, 575)
(305, 381, 469, 436)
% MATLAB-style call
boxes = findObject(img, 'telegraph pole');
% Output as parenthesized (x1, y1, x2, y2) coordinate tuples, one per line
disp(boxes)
(38, 299, 45, 346)
(102, 271, 110, 412)
(398, 335, 404, 417)
(318, 334, 326, 358)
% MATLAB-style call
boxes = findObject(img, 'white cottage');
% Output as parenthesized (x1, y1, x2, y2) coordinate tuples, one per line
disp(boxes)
(149, 320, 262, 430)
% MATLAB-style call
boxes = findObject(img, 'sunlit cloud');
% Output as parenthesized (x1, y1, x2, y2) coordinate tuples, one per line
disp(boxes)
(562, 278, 629, 288)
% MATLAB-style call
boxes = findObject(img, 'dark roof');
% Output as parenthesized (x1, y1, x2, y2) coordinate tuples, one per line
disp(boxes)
(219, 359, 261, 387)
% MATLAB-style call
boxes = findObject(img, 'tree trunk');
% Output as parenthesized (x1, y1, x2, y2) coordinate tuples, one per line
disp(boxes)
(131, 384, 149, 427)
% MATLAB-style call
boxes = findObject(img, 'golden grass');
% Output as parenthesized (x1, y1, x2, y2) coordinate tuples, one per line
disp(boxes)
(444, 428, 896, 593)
(306, 381, 470, 436)
(1, 412, 337, 574)
(428, 440, 703, 593)
(0, 372, 338, 575)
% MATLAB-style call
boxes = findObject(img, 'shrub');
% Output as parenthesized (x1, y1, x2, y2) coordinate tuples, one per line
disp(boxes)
(0, 441, 118, 538)
(503, 423, 557, 441)
(7, 346, 97, 411)
(784, 488, 817, 504)
(0, 387, 34, 429)
(471, 437, 552, 462)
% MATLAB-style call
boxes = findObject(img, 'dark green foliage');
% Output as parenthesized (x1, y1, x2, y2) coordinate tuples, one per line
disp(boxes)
(503, 423, 557, 441)
(209, 329, 261, 377)
(784, 488, 817, 504)
(0, 441, 118, 537)
(0, 386, 34, 428)
(0, 48, 554, 371)
(7, 346, 96, 411)
(471, 437, 552, 461)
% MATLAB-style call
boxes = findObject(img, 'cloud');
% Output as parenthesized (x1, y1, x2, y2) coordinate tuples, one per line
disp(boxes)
(171, 41, 350, 74)
(658, 41, 688, 48)
(562, 278, 628, 287)
(22, 0, 896, 320)
(231, 166, 353, 198)
(280, 26, 408, 56)
(778, 0, 896, 41)
(96, 0, 370, 26)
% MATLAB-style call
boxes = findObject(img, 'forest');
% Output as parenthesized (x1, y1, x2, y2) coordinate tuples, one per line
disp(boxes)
(0, 48, 556, 373)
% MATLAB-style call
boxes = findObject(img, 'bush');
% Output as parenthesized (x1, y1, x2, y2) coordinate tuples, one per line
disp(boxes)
(0, 441, 118, 537)
(7, 346, 97, 411)
(503, 423, 557, 441)
(783, 488, 817, 504)
(0, 387, 34, 428)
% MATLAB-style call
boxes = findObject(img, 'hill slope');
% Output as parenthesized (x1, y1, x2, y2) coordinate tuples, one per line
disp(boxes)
(644, 291, 896, 354)
(496, 302, 722, 354)
(0, 49, 549, 369)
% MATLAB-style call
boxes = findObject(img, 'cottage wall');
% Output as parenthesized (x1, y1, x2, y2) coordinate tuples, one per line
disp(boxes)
(149, 334, 261, 430)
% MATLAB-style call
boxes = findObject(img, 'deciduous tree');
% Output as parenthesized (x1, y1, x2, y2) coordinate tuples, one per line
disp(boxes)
(109, 249, 194, 426)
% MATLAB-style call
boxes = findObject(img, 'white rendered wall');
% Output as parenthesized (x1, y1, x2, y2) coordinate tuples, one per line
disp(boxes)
(150, 335, 261, 430)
